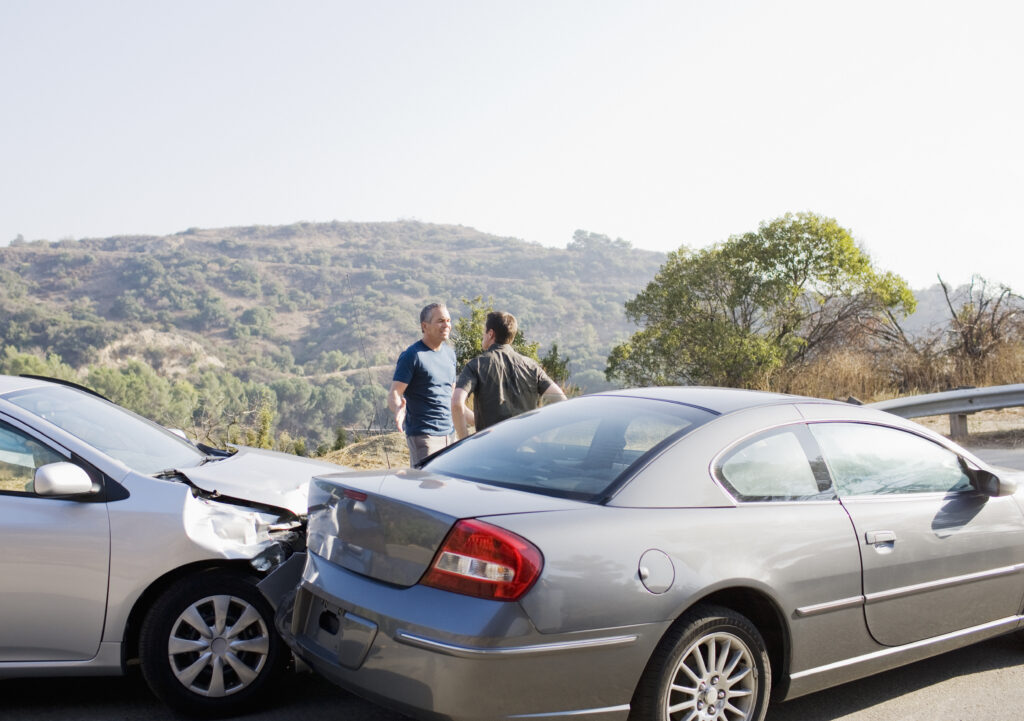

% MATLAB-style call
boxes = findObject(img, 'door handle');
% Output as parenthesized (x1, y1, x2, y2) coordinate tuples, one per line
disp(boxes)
(865, 530, 896, 545)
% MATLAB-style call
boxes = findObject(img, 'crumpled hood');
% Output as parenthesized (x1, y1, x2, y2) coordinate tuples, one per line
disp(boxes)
(180, 445, 347, 515)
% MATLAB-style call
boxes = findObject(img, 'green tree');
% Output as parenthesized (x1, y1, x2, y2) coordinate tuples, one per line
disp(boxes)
(606, 212, 916, 388)
(540, 342, 571, 388)
(0, 347, 79, 381)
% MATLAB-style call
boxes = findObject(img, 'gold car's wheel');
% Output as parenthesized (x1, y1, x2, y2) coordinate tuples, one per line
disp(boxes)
(631, 604, 771, 721)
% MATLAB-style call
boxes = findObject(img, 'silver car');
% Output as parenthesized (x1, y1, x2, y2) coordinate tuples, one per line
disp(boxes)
(0, 374, 341, 716)
(275, 387, 1024, 721)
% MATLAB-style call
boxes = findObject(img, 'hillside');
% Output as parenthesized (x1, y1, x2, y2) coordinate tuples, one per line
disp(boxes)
(0, 221, 664, 447)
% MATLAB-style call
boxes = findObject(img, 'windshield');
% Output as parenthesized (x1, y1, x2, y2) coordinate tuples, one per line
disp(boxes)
(426, 395, 715, 501)
(4, 385, 207, 475)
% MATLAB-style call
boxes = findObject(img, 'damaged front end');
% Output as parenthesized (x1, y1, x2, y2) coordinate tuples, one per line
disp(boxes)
(181, 487, 308, 611)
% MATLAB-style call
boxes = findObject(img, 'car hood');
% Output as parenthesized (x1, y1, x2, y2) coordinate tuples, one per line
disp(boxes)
(306, 467, 588, 586)
(180, 445, 346, 515)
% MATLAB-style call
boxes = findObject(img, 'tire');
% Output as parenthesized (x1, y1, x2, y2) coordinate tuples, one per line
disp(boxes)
(139, 570, 287, 717)
(630, 604, 771, 721)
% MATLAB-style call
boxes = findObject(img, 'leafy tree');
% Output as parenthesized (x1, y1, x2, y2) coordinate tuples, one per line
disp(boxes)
(86, 361, 197, 428)
(539, 342, 571, 387)
(607, 212, 916, 388)
(0, 347, 78, 381)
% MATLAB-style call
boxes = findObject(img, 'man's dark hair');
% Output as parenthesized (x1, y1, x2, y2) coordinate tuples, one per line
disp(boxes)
(486, 311, 518, 345)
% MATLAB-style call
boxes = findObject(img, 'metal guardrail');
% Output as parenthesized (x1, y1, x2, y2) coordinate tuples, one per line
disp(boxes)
(869, 383, 1024, 439)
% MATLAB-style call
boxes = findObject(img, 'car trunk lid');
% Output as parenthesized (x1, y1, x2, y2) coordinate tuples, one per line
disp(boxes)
(306, 467, 584, 586)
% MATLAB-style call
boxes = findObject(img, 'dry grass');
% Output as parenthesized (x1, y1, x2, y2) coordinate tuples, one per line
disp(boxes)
(320, 432, 409, 470)
(774, 351, 894, 402)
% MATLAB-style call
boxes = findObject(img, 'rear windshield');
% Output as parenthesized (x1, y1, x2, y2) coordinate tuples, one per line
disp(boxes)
(426, 395, 715, 501)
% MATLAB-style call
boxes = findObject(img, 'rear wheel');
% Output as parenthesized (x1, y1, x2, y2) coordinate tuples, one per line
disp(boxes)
(631, 604, 771, 721)
(139, 570, 287, 716)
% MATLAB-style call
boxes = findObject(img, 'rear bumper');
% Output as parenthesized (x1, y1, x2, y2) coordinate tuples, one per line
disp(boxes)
(275, 552, 664, 721)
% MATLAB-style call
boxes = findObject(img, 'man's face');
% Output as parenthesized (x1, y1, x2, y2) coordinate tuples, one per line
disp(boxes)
(422, 307, 452, 346)
(482, 325, 495, 350)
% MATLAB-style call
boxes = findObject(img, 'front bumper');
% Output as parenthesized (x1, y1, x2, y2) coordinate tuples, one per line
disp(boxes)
(275, 552, 663, 721)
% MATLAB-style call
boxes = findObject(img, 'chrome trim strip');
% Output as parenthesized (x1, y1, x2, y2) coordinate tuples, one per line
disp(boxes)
(795, 595, 864, 617)
(508, 704, 632, 718)
(864, 564, 1023, 604)
(790, 615, 1022, 680)
(395, 631, 638, 658)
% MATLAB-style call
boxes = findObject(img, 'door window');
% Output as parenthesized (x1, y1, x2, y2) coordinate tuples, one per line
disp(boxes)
(809, 422, 971, 496)
(0, 421, 66, 495)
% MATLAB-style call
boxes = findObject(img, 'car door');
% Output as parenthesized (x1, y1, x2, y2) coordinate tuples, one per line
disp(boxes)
(0, 417, 111, 661)
(809, 421, 1024, 647)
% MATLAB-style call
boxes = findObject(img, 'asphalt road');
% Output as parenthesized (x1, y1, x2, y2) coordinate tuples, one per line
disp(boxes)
(3, 632, 1022, 721)
(5, 447, 1023, 721)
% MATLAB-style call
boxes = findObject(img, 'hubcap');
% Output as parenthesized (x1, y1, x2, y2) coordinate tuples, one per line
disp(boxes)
(666, 631, 757, 721)
(167, 593, 270, 697)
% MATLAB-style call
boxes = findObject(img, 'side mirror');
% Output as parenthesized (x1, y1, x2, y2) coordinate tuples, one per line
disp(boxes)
(34, 462, 96, 497)
(968, 467, 1015, 497)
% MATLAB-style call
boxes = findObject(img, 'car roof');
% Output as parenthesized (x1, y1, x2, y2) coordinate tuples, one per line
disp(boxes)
(595, 385, 845, 416)
(0, 374, 53, 395)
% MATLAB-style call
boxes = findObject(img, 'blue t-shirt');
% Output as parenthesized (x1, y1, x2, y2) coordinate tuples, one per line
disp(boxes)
(392, 340, 456, 436)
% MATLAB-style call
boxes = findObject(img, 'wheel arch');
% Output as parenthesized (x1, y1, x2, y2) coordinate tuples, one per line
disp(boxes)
(678, 586, 792, 700)
(121, 559, 260, 667)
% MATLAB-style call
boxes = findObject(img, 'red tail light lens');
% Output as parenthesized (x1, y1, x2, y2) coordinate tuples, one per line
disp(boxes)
(421, 519, 543, 601)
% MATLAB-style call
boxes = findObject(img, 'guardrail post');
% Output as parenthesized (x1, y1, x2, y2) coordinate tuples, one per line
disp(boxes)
(949, 413, 969, 440)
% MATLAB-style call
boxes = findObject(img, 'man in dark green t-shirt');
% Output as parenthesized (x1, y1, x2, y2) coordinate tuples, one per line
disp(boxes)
(453, 311, 566, 439)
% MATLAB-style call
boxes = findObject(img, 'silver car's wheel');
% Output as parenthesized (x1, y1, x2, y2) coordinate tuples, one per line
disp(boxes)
(167, 592, 270, 696)
(631, 605, 771, 721)
(139, 570, 286, 716)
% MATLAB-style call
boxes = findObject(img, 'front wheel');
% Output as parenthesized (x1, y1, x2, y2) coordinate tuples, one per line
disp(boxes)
(139, 570, 287, 717)
(631, 604, 771, 721)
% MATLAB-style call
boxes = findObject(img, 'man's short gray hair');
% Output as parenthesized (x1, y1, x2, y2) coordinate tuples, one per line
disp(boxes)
(420, 302, 447, 324)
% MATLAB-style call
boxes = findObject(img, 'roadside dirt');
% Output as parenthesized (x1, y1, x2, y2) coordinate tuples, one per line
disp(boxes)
(915, 407, 1024, 448)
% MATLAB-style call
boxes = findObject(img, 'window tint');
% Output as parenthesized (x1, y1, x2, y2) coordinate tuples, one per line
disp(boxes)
(717, 427, 830, 501)
(809, 422, 971, 496)
(0, 421, 66, 495)
(427, 395, 715, 501)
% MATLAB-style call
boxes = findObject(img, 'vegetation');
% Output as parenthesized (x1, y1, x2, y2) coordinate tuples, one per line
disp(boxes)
(0, 222, 660, 452)
(609, 213, 1024, 402)
(607, 213, 917, 388)
(4, 216, 1022, 460)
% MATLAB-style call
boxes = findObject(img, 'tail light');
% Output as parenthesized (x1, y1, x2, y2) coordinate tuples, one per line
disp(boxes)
(421, 519, 543, 601)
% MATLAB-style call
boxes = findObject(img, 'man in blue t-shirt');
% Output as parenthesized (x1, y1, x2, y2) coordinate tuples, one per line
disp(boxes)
(388, 302, 456, 465)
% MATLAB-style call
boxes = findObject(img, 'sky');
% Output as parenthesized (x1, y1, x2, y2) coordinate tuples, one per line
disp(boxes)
(2, 0, 1022, 291)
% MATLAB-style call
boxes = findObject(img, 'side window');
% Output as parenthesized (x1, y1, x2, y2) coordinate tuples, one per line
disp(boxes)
(0, 421, 66, 495)
(716, 426, 831, 501)
(809, 422, 971, 496)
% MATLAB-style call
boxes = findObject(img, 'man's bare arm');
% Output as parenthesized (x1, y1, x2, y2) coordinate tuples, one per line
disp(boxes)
(542, 383, 568, 404)
(388, 381, 408, 431)
(452, 387, 475, 439)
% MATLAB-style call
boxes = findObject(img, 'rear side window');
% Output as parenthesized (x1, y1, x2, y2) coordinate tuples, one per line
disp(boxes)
(809, 422, 971, 496)
(426, 395, 715, 501)
(716, 426, 832, 501)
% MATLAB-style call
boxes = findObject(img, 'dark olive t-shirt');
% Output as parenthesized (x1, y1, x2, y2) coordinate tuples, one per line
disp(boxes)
(455, 344, 553, 432)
